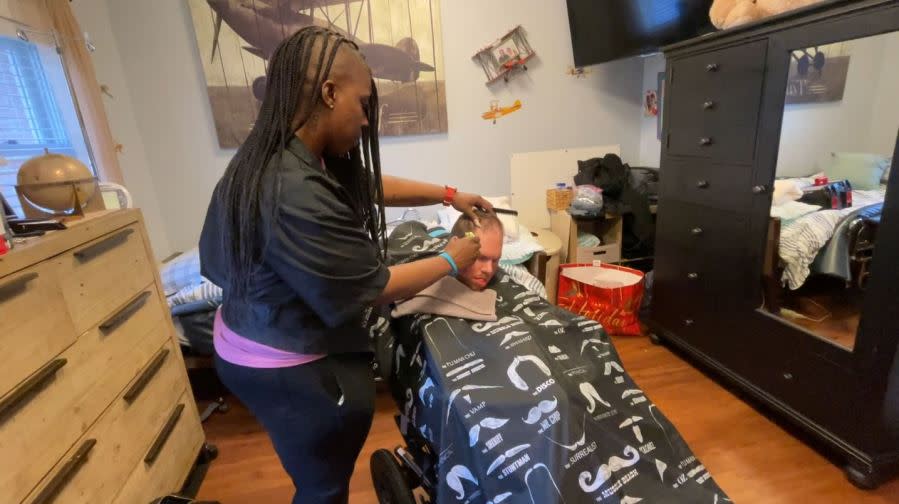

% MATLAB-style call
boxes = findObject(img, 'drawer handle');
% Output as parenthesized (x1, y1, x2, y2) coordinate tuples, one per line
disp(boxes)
(123, 348, 170, 403)
(0, 271, 38, 301)
(702, 100, 716, 110)
(684, 319, 694, 326)
(696, 180, 709, 189)
(31, 438, 97, 504)
(100, 291, 152, 332)
(0, 358, 67, 421)
(144, 403, 185, 464)
(699, 137, 713, 146)
(752, 185, 768, 194)
(691, 227, 704, 236)
(706, 63, 719, 72)
(72, 228, 134, 262)
(687, 272, 699, 280)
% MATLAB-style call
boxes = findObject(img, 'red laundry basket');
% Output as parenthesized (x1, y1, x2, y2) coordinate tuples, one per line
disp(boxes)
(557, 263, 645, 336)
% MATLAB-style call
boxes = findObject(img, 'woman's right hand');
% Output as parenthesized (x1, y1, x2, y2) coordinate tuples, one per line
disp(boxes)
(445, 235, 481, 271)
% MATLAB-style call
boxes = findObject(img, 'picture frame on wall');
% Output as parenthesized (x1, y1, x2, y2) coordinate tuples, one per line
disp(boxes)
(657, 71, 666, 141)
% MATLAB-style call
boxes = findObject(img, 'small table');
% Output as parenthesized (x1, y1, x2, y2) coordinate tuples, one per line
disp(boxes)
(527, 229, 562, 304)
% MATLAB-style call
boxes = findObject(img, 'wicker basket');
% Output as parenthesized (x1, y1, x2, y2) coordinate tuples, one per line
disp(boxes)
(546, 188, 573, 210)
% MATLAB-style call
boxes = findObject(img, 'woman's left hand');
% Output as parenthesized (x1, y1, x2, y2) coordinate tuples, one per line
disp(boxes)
(453, 192, 494, 225)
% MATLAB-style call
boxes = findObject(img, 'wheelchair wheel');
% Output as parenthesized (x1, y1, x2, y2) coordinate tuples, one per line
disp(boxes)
(371, 449, 416, 504)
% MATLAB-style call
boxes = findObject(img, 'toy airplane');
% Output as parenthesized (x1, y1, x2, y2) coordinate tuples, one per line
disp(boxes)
(482, 100, 522, 124)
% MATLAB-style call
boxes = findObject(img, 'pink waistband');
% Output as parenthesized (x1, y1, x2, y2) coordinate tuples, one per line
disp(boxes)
(213, 309, 325, 368)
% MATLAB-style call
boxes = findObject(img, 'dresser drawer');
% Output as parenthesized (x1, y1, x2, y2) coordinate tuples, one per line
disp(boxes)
(0, 262, 76, 399)
(660, 160, 754, 212)
(54, 224, 155, 334)
(24, 339, 186, 504)
(0, 287, 168, 504)
(666, 40, 767, 163)
(112, 390, 204, 504)
(655, 200, 750, 257)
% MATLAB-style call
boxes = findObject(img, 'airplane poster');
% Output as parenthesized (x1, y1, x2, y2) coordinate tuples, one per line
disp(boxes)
(188, 0, 448, 148)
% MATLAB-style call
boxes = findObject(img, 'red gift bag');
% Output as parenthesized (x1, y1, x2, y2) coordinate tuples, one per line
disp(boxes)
(557, 263, 645, 336)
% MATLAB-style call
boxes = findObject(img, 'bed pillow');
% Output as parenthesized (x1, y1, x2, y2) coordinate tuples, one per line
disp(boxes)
(883, 158, 893, 184)
(824, 152, 890, 190)
(484, 195, 521, 241)
(772, 179, 804, 206)
(499, 223, 544, 265)
(770, 200, 821, 222)
(160, 247, 203, 296)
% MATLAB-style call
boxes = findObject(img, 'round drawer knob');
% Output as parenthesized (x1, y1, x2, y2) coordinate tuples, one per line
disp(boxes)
(696, 180, 709, 189)
(699, 137, 713, 146)
(752, 185, 768, 194)
(684, 319, 695, 326)
(702, 100, 716, 110)
(687, 272, 699, 280)
(783, 372, 794, 380)
(691, 227, 704, 236)
(706, 63, 719, 72)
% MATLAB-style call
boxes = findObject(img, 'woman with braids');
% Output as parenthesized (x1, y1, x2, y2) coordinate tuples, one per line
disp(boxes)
(199, 27, 491, 503)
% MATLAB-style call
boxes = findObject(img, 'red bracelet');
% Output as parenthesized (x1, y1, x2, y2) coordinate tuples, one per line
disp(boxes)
(443, 185, 457, 206)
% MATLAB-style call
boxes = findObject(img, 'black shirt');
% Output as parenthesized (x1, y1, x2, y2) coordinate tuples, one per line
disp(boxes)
(199, 137, 390, 354)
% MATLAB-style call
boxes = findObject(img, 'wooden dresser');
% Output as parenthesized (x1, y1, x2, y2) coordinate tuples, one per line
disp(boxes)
(0, 209, 206, 504)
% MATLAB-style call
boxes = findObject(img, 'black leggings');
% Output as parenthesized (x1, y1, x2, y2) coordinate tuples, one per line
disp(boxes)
(215, 353, 375, 504)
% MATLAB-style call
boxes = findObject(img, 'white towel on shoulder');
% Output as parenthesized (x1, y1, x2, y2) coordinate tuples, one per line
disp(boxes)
(392, 277, 497, 321)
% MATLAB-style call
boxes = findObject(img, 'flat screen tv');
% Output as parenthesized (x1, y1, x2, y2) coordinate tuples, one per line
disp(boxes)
(567, 0, 715, 67)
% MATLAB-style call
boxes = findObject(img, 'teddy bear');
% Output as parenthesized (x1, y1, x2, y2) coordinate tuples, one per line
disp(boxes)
(709, 0, 825, 31)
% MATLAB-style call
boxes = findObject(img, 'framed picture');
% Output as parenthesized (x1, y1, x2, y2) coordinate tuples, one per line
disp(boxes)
(187, 0, 449, 144)
(473, 26, 536, 85)
(785, 43, 850, 104)
(657, 71, 666, 141)
(492, 38, 521, 66)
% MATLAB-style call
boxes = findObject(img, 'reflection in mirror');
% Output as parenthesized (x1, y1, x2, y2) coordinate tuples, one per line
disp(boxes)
(762, 31, 897, 352)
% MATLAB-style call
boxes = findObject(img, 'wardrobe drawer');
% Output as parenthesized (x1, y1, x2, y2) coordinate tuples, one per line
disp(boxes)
(751, 351, 856, 440)
(659, 160, 754, 212)
(0, 261, 76, 400)
(655, 201, 750, 256)
(24, 339, 186, 504)
(650, 275, 720, 349)
(0, 288, 168, 504)
(55, 224, 155, 335)
(112, 390, 204, 504)
(666, 40, 767, 162)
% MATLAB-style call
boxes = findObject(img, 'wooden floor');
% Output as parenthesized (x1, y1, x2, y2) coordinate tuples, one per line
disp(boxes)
(194, 336, 899, 503)
(773, 276, 863, 350)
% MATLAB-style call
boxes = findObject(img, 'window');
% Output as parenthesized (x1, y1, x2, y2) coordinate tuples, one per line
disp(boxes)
(0, 33, 95, 218)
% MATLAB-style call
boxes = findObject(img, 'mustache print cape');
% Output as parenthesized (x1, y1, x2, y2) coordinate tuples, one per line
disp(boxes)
(380, 222, 730, 504)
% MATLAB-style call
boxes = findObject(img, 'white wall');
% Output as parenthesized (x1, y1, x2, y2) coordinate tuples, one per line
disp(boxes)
(79, 0, 644, 255)
(70, 0, 172, 258)
(865, 33, 899, 157)
(776, 33, 899, 177)
(638, 53, 665, 168)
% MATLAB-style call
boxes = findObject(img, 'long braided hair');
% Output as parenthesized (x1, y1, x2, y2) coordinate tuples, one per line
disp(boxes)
(217, 26, 386, 301)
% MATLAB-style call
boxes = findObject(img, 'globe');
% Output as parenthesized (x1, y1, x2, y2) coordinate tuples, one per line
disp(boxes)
(16, 152, 97, 215)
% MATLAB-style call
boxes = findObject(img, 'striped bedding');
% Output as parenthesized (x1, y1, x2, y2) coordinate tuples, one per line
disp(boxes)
(778, 188, 886, 289)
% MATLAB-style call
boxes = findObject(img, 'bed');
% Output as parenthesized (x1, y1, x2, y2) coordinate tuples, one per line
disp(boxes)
(762, 173, 887, 311)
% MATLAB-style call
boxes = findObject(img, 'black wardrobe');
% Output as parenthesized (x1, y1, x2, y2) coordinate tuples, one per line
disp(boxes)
(648, 0, 899, 489)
